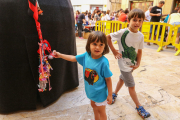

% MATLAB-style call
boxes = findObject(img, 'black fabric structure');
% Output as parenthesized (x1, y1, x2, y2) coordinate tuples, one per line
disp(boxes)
(0, 0, 79, 113)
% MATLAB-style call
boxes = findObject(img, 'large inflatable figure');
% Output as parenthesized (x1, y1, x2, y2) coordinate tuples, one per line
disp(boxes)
(0, 0, 79, 113)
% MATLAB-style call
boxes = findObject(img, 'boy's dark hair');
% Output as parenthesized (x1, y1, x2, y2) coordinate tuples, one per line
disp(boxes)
(159, 1, 165, 4)
(86, 31, 109, 55)
(128, 8, 145, 21)
(97, 10, 100, 13)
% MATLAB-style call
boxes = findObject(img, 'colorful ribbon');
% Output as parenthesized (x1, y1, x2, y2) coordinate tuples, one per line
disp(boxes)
(28, 0, 54, 92)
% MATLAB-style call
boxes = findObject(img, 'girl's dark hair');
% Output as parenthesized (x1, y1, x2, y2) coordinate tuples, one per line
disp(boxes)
(86, 31, 109, 55)
(128, 8, 145, 21)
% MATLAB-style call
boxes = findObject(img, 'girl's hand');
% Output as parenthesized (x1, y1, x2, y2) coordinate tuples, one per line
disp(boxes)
(107, 94, 112, 105)
(53, 50, 61, 58)
(130, 64, 140, 71)
(113, 50, 122, 59)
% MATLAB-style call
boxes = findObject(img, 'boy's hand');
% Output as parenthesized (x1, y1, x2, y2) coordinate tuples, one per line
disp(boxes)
(53, 50, 61, 58)
(130, 64, 140, 71)
(113, 50, 122, 59)
(107, 94, 112, 105)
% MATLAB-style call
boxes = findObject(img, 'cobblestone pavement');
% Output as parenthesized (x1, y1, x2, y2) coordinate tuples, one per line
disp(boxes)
(1, 37, 180, 120)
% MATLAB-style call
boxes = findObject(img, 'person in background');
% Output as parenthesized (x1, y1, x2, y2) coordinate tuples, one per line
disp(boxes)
(124, 9, 129, 19)
(88, 12, 92, 20)
(84, 12, 89, 25)
(86, 10, 88, 14)
(164, 14, 169, 23)
(172, 6, 179, 13)
(145, 6, 153, 22)
(125, 8, 129, 13)
(77, 12, 86, 39)
(99, 10, 102, 17)
(110, 12, 115, 21)
(162, 12, 170, 42)
(115, 11, 119, 21)
(148, 1, 165, 45)
(75, 10, 80, 24)
(94, 10, 101, 21)
(118, 9, 129, 22)
(101, 11, 107, 21)
(119, 9, 123, 16)
(74, 10, 80, 32)
(165, 9, 180, 51)
(91, 9, 97, 20)
(106, 10, 111, 21)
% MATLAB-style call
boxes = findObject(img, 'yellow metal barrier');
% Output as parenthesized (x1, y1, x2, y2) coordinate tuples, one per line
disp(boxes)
(172, 25, 180, 56)
(95, 21, 126, 35)
(141, 22, 172, 52)
(95, 21, 180, 56)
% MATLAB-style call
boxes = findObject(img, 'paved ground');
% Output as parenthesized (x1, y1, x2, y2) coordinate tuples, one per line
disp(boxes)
(0, 37, 180, 120)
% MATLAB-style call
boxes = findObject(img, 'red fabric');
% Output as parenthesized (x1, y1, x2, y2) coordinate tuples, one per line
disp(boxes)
(118, 13, 127, 22)
(28, 0, 43, 40)
(28, 0, 38, 21)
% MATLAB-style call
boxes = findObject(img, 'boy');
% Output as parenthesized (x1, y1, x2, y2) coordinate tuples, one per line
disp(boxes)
(107, 8, 151, 118)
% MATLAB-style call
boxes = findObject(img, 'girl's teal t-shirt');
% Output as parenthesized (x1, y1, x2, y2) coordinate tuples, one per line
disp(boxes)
(76, 52, 113, 103)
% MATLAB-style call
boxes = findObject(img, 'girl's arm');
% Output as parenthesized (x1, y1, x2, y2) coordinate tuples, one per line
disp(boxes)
(53, 50, 77, 62)
(105, 77, 112, 104)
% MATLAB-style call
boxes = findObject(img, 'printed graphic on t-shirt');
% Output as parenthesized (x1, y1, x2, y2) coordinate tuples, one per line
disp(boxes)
(157, 9, 161, 14)
(121, 30, 137, 66)
(85, 68, 99, 85)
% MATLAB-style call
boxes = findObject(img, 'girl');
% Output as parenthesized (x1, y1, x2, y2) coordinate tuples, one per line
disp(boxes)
(53, 31, 113, 120)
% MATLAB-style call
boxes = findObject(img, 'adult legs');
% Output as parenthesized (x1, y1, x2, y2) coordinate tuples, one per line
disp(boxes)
(165, 33, 170, 49)
(148, 25, 157, 45)
(165, 30, 180, 50)
(91, 100, 107, 120)
(175, 32, 180, 51)
(77, 23, 82, 37)
(147, 25, 153, 45)
(153, 25, 158, 41)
